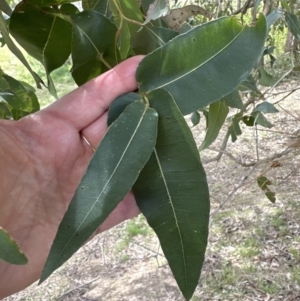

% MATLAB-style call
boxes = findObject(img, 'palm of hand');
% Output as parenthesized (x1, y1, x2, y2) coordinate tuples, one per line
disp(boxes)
(0, 56, 142, 298)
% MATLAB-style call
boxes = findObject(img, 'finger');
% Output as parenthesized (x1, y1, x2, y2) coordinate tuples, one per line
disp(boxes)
(43, 56, 144, 131)
(81, 111, 108, 150)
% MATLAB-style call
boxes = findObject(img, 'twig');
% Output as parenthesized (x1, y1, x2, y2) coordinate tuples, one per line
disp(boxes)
(131, 241, 165, 258)
(207, 147, 255, 167)
(232, 0, 253, 15)
(57, 275, 103, 300)
(202, 129, 230, 163)
(277, 104, 300, 121)
(255, 125, 259, 161)
(206, 147, 291, 167)
(210, 147, 292, 217)
(273, 89, 299, 105)
(265, 85, 300, 96)
(211, 166, 256, 217)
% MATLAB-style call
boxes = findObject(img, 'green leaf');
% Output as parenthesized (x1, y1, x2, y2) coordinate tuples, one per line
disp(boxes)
(199, 101, 229, 151)
(257, 176, 276, 203)
(0, 73, 39, 119)
(223, 89, 244, 109)
(40, 101, 158, 283)
(258, 67, 277, 86)
(229, 116, 242, 142)
(0, 100, 12, 120)
(280, 0, 290, 12)
(257, 176, 271, 189)
(0, 227, 28, 265)
(107, 92, 141, 126)
(251, 111, 273, 128)
(137, 15, 267, 115)
(265, 191, 276, 203)
(60, 3, 79, 15)
(266, 9, 283, 31)
(253, 101, 279, 114)
(191, 111, 200, 126)
(143, 0, 170, 25)
(109, 0, 144, 59)
(0, 12, 43, 88)
(71, 11, 118, 85)
(131, 25, 178, 55)
(9, 3, 72, 96)
(285, 13, 300, 41)
(133, 89, 210, 301)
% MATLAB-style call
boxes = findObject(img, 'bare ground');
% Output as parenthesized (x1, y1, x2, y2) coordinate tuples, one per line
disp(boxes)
(4, 78, 300, 301)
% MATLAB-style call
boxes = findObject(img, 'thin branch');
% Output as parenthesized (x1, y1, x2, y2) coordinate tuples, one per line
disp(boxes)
(112, 0, 144, 26)
(207, 147, 292, 168)
(131, 241, 165, 258)
(277, 103, 300, 121)
(202, 129, 230, 163)
(210, 166, 256, 217)
(255, 125, 259, 161)
(207, 147, 255, 167)
(57, 275, 103, 300)
(264, 85, 300, 96)
(232, 0, 253, 15)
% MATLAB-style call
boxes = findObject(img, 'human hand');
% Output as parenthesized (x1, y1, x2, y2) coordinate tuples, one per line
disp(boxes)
(0, 56, 143, 299)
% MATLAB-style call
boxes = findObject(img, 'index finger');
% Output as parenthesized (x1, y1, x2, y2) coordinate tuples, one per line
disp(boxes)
(43, 56, 144, 131)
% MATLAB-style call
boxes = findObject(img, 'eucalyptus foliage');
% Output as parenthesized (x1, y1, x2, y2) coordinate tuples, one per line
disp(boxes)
(0, 0, 270, 299)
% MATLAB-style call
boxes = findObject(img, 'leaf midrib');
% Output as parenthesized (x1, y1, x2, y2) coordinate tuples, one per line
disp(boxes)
(53, 104, 148, 262)
(144, 24, 246, 92)
(153, 148, 188, 290)
(42, 16, 56, 71)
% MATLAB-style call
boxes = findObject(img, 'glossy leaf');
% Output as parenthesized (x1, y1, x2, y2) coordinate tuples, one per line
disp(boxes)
(107, 92, 141, 126)
(0, 227, 28, 265)
(144, 0, 170, 25)
(191, 111, 200, 126)
(9, 3, 72, 96)
(285, 13, 300, 41)
(253, 101, 279, 114)
(109, 0, 144, 59)
(223, 89, 244, 109)
(133, 89, 210, 301)
(0, 12, 42, 88)
(137, 15, 267, 115)
(41, 102, 158, 283)
(199, 101, 229, 151)
(71, 11, 118, 85)
(131, 25, 178, 55)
